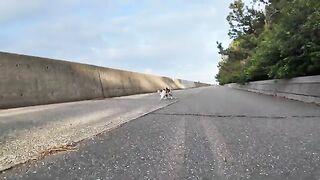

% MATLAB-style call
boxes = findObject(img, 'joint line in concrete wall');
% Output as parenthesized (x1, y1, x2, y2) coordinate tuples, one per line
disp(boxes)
(97, 69, 105, 98)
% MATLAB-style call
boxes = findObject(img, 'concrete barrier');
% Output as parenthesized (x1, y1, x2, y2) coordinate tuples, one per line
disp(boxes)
(226, 75, 320, 104)
(0, 52, 209, 109)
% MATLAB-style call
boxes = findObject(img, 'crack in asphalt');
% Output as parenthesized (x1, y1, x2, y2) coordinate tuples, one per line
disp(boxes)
(151, 112, 320, 119)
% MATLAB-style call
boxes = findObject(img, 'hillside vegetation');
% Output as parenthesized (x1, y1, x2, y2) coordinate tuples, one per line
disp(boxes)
(216, 0, 320, 85)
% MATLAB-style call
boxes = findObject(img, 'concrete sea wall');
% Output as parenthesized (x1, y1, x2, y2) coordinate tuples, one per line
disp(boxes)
(227, 75, 320, 104)
(0, 52, 209, 109)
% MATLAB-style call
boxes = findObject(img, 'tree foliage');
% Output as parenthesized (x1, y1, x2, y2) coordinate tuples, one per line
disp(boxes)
(216, 0, 320, 85)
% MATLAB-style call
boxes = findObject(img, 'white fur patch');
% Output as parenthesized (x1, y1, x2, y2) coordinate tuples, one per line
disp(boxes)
(160, 90, 167, 100)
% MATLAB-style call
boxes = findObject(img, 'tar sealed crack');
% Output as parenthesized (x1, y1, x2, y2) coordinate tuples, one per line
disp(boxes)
(39, 144, 78, 157)
(0, 144, 78, 174)
(151, 112, 320, 119)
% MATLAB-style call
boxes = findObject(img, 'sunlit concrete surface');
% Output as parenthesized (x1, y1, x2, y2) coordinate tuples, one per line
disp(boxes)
(0, 51, 208, 109)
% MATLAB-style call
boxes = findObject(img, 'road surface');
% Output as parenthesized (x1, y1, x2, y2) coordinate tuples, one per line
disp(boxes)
(1, 86, 320, 179)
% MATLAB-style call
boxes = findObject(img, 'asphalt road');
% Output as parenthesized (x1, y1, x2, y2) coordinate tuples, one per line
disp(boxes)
(1, 86, 320, 180)
(0, 91, 177, 171)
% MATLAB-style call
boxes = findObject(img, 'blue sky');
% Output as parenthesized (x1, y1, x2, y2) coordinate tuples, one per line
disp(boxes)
(0, 0, 240, 84)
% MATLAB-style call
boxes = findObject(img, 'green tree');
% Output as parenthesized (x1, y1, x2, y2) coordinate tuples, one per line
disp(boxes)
(216, 0, 320, 84)
(216, 0, 265, 84)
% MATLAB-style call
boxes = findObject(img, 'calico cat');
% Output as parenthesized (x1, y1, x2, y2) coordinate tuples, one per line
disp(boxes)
(158, 87, 173, 100)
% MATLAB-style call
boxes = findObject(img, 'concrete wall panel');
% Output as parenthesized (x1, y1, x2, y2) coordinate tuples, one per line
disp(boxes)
(227, 75, 320, 104)
(0, 52, 209, 109)
(0, 52, 103, 109)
